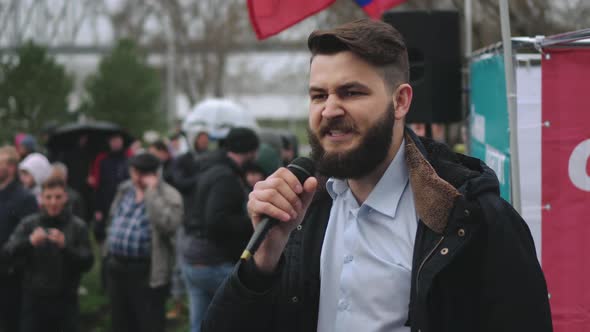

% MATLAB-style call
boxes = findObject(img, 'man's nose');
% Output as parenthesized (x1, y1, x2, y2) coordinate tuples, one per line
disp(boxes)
(321, 94, 345, 119)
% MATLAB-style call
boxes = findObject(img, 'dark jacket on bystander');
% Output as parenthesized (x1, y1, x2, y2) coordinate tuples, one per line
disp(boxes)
(3, 209, 93, 297)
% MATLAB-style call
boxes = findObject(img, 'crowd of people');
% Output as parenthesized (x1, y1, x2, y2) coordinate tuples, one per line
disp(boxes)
(0, 126, 295, 332)
(1, 17, 554, 332)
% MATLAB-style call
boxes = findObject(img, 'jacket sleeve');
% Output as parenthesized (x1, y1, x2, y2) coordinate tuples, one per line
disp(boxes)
(19, 194, 39, 220)
(64, 219, 94, 273)
(202, 258, 283, 332)
(478, 194, 553, 331)
(144, 184, 183, 237)
(101, 184, 126, 255)
(169, 155, 201, 194)
(203, 175, 252, 240)
(2, 218, 34, 259)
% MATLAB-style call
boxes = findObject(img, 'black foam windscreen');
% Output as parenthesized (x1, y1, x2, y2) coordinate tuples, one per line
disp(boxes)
(383, 10, 463, 124)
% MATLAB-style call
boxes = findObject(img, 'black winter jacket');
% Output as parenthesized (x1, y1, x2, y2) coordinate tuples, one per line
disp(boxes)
(95, 151, 129, 216)
(183, 150, 254, 263)
(202, 129, 552, 332)
(0, 179, 38, 276)
(3, 209, 94, 297)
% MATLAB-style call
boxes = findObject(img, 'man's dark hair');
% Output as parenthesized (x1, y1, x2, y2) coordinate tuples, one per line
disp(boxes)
(42, 176, 67, 191)
(308, 19, 409, 88)
(149, 140, 168, 153)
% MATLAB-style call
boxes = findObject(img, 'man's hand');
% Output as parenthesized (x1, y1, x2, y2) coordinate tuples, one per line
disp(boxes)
(141, 174, 159, 190)
(247, 167, 318, 273)
(47, 228, 66, 249)
(135, 187, 145, 203)
(29, 227, 47, 247)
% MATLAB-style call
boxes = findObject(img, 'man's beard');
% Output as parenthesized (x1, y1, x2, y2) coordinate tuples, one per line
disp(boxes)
(308, 103, 395, 179)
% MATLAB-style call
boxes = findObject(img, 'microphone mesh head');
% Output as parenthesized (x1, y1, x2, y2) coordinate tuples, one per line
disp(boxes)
(287, 157, 315, 184)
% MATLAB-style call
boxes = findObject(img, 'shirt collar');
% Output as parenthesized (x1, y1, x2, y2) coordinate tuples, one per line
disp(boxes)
(325, 139, 409, 218)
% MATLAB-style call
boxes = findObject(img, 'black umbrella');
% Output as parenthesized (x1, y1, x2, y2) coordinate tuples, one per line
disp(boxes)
(47, 121, 134, 155)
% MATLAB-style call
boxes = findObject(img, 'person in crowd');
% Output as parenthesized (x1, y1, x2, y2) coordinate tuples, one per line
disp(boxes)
(19, 152, 53, 204)
(193, 131, 209, 154)
(148, 139, 186, 319)
(181, 127, 259, 332)
(255, 142, 282, 178)
(242, 161, 267, 191)
(171, 130, 210, 191)
(165, 130, 212, 320)
(14, 134, 37, 160)
(202, 19, 552, 332)
(0, 146, 38, 332)
(3, 177, 93, 332)
(104, 152, 182, 332)
(280, 134, 296, 166)
(51, 162, 87, 221)
(127, 139, 144, 156)
(148, 140, 174, 185)
(93, 133, 129, 242)
(58, 134, 93, 220)
(168, 133, 186, 158)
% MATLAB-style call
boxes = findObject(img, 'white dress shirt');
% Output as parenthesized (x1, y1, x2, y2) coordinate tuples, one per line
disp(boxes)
(318, 140, 418, 332)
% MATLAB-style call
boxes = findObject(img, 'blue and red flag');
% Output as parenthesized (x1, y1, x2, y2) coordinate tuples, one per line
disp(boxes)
(248, 0, 336, 40)
(354, 0, 407, 19)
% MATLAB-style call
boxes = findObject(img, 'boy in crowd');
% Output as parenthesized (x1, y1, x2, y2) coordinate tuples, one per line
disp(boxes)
(3, 177, 94, 332)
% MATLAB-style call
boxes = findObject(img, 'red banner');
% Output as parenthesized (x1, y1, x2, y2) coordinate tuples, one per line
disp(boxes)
(355, 0, 407, 19)
(542, 48, 590, 331)
(247, 0, 336, 40)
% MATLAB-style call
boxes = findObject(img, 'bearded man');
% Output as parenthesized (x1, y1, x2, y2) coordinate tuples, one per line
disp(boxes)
(201, 19, 552, 332)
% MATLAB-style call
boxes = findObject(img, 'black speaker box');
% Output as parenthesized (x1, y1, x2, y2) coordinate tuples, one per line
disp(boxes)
(383, 10, 462, 123)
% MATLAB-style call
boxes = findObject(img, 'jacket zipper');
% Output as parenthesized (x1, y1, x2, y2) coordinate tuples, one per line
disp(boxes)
(415, 235, 445, 295)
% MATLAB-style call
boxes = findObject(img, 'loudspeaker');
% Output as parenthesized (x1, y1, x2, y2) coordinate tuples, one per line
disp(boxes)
(383, 10, 462, 123)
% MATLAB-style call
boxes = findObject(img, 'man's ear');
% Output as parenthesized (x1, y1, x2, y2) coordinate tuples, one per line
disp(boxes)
(392, 83, 413, 120)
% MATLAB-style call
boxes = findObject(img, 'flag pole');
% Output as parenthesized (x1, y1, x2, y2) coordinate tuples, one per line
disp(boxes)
(465, 0, 472, 58)
(499, 0, 521, 214)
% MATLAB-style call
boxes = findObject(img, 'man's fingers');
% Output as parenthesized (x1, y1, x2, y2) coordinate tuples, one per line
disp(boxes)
(255, 186, 301, 217)
(300, 177, 318, 210)
(249, 200, 292, 223)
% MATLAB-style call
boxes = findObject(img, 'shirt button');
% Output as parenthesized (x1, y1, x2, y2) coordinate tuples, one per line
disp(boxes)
(440, 248, 449, 255)
(296, 225, 303, 231)
(344, 255, 354, 263)
(291, 296, 299, 303)
(458, 228, 466, 237)
(464, 209, 471, 217)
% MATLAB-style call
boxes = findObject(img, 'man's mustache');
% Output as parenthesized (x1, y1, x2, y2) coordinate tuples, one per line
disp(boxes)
(319, 117, 358, 136)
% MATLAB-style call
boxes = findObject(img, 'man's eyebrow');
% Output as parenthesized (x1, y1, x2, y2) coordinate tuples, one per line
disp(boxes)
(338, 81, 370, 90)
(309, 82, 370, 94)
(308, 86, 326, 94)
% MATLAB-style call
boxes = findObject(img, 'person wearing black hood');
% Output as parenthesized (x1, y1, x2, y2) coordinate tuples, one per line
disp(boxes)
(3, 177, 93, 332)
(181, 127, 259, 332)
(0, 146, 38, 332)
(202, 19, 552, 332)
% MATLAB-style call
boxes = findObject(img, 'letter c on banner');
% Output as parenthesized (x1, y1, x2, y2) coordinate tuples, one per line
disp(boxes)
(569, 139, 590, 192)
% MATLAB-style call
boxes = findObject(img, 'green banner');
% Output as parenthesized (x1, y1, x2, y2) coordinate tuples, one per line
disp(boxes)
(469, 54, 511, 201)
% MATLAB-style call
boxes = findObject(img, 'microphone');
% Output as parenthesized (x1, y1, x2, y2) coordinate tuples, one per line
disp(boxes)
(240, 157, 315, 260)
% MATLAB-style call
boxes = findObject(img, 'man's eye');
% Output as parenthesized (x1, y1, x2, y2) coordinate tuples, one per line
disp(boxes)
(311, 94, 327, 101)
(345, 91, 363, 97)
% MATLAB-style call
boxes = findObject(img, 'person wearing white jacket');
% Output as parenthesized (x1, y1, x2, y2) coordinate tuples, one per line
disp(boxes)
(19, 152, 52, 204)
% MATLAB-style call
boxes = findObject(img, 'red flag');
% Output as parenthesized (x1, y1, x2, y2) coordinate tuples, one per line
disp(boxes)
(354, 0, 407, 19)
(248, 0, 336, 40)
(541, 48, 590, 332)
